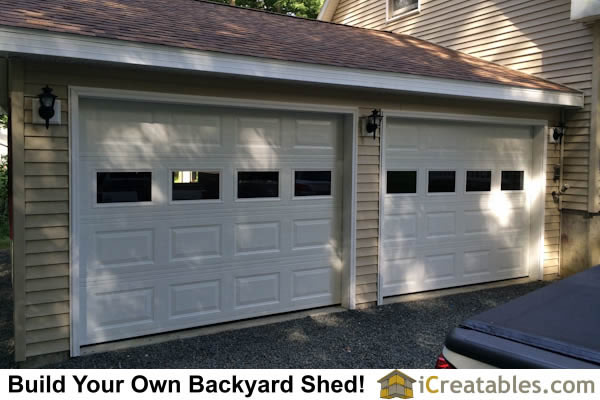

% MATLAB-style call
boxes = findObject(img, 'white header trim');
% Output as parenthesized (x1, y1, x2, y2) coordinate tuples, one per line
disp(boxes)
(0, 26, 584, 108)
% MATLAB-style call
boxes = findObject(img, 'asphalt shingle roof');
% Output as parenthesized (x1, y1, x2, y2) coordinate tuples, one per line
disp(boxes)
(1, 0, 578, 93)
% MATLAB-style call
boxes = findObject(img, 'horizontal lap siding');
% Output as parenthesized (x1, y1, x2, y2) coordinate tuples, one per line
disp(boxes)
(356, 135, 380, 306)
(21, 74, 70, 359)
(333, 0, 596, 276)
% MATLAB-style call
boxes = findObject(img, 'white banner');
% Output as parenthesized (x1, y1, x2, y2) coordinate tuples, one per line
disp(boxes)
(1, 369, 598, 400)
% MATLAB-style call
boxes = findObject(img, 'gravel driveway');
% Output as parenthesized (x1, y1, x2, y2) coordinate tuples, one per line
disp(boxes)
(0, 252, 548, 368)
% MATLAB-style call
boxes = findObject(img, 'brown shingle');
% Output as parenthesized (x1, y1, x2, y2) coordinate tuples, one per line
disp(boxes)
(1, 0, 578, 93)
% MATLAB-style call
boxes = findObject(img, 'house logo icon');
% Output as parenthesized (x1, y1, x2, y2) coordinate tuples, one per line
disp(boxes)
(378, 370, 416, 399)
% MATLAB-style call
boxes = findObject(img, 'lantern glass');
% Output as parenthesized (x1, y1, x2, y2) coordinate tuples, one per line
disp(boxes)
(40, 95, 54, 107)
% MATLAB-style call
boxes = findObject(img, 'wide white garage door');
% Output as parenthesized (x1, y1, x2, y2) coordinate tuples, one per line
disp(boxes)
(77, 98, 343, 345)
(382, 118, 533, 297)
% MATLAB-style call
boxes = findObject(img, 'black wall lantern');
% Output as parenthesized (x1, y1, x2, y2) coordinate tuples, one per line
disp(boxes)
(38, 85, 57, 129)
(366, 109, 383, 140)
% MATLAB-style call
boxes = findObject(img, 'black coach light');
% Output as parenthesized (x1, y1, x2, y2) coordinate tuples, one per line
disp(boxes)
(38, 85, 57, 129)
(366, 109, 383, 140)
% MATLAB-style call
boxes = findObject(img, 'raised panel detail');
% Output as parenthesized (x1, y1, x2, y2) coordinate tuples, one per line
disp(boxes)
(386, 122, 419, 151)
(424, 254, 455, 281)
(426, 212, 455, 238)
(237, 117, 280, 147)
(464, 250, 490, 277)
(235, 273, 280, 308)
(464, 210, 493, 235)
(507, 208, 528, 230)
(89, 288, 154, 329)
(169, 280, 220, 319)
(292, 268, 332, 300)
(95, 229, 154, 268)
(295, 120, 335, 149)
(235, 222, 280, 255)
(293, 219, 331, 249)
(170, 225, 221, 261)
(497, 247, 524, 272)
(382, 257, 419, 287)
(171, 114, 221, 147)
(384, 214, 417, 242)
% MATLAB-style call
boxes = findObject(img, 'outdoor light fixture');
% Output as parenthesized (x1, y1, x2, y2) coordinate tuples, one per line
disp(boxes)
(365, 109, 383, 140)
(38, 85, 57, 129)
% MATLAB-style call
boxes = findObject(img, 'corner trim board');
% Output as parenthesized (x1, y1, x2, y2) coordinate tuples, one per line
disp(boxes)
(0, 26, 584, 108)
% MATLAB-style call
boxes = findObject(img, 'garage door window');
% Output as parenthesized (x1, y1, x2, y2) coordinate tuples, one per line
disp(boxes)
(501, 171, 524, 191)
(97, 172, 151, 204)
(172, 171, 220, 201)
(294, 171, 332, 197)
(237, 171, 279, 199)
(466, 171, 492, 192)
(428, 171, 455, 193)
(387, 170, 417, 194)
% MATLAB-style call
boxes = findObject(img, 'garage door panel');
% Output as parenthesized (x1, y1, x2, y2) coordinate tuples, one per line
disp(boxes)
(383, 118, 533, 297)
(85, 284, 156, 334)
(293, 119, 339, 152)
(78, 99, 343, 345)
(93, 228, 155, 269)
(423, 252, 457, 283)
(169, 224, 222, 262)
(168, 279, 222, 320)
(234, 272, 281, 309)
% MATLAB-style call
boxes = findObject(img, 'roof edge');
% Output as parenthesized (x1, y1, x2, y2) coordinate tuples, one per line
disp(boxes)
(0, 26, 584, 108)
(317, 0, 340, 21)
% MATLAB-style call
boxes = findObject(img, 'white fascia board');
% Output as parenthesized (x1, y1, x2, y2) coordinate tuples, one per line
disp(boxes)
(0, 26, 584, 108)
(317, 0, 340, 21)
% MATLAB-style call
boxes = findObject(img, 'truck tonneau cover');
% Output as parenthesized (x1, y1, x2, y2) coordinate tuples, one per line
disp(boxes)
(458, 266, 600, 364)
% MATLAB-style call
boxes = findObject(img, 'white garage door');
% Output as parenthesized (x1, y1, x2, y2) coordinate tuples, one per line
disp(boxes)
(382, 118, 533, 297)
(76, 98, 343, 345)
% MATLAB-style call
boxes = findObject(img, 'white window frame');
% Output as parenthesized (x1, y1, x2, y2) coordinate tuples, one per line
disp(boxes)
(385, 169, 419, 197)
(386, 0, 421, 22)
(168, 168, 223, 205)
(94, 168, 154, 208)
(426, 168, 457, 196)
(291, 168, 335, 200)
(234, 169, 282, 202)
(500, 170, 526, 192)
(464, 169, 493, 194)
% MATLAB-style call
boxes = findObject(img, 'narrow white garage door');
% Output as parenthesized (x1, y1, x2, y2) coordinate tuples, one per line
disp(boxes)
(77, 98, 343, 345)
(382, 118, 533, 297)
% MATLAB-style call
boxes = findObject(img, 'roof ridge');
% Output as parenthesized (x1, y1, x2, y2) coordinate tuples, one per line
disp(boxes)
(193, 0, 398, 34)
(192, 0, 577, 93)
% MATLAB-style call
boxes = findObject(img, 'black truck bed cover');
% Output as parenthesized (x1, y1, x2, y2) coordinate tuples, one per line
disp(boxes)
(447, 266, 600, 366)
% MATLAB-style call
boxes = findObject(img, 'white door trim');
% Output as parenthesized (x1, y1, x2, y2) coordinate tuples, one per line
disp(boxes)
(377, 110, 547, 304)
(69, 86, 358, 356)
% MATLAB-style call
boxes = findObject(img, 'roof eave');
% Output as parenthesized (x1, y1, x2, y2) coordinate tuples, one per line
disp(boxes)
(0, 26, 584, 108)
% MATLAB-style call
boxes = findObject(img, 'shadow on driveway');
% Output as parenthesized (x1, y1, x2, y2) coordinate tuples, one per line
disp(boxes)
(0, 252, 547, 368)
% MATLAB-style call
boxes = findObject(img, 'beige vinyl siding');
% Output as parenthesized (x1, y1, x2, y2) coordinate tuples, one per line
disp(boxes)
(356, 134, 380, 307)
(332, 0, 594, 276)
(19, 63, 70, 360)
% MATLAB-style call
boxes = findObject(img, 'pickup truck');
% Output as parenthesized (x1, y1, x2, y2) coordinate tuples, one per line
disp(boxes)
(437, 266, 600, 368)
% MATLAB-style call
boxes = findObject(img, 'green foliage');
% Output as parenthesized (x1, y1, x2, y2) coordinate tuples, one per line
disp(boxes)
(212, 0, 324, 19)
(0, 114, 7, 129)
